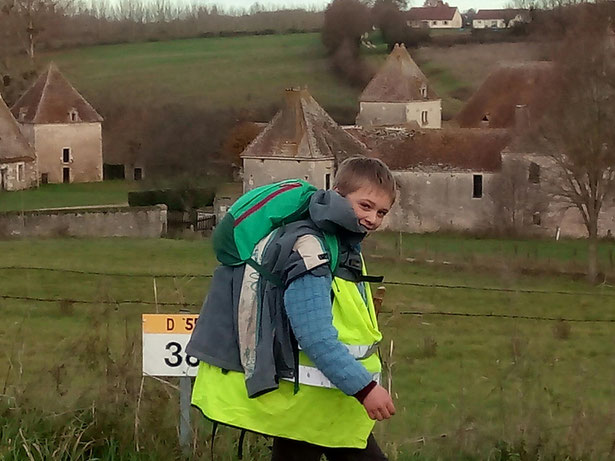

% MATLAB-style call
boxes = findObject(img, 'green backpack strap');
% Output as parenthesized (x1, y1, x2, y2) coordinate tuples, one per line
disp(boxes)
(322, 232, 339, 275)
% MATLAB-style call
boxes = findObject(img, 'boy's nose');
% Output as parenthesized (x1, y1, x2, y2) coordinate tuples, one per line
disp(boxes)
(363, 212, 376, 228)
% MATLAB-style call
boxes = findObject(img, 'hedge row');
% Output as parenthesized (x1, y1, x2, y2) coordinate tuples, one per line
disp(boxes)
(128, 188, 215, 211)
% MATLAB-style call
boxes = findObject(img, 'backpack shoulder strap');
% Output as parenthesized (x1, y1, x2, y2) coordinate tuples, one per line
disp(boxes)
(322, 232, 339, 275)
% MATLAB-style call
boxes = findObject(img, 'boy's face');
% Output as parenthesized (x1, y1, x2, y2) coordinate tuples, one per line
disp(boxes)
(340, 184, 394, 232)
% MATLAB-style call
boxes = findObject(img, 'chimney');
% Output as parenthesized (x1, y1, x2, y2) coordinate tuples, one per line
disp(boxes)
(514, 104, 529, 131)
(283, 87, 304, 144)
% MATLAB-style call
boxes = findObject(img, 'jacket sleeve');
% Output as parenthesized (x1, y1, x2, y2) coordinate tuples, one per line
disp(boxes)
(284, 272, 373, 396)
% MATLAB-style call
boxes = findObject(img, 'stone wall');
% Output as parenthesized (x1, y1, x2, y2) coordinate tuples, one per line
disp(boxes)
(243, 158, 335, 192)
(0, 160, 38, 191)
(382, 170, 497, 233)
(356, 100, 441, 128)
(0, 205, 167, 238)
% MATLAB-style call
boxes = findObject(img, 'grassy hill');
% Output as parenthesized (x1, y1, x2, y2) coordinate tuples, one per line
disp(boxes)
(43, 33, 364, 119)
(40, 33, 546, 122)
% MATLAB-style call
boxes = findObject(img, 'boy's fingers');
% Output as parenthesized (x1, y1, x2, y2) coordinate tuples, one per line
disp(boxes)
(387, 401, 396, 415)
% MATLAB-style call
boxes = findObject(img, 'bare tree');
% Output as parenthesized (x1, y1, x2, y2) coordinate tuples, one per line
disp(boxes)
(490, 155, 549, 235)
(536, 9, 615, 281)
(4, 0, 69, 59)
(322, 0, 371, 55)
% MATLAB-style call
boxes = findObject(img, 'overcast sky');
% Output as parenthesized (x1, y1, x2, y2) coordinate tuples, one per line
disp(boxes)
(200, 0, 509, 14)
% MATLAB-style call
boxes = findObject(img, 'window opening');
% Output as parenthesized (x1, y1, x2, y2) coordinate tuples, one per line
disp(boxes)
(134, 167, 143, 181)
(63, 148, 70, 163)
(472, 174, 483, 198)
(421, 110, 428, 125)
(528, 162, 540, 184)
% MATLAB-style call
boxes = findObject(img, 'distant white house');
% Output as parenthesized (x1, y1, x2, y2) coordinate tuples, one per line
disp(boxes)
(472, 9, 530, 29)
(407, 1, 462, 29)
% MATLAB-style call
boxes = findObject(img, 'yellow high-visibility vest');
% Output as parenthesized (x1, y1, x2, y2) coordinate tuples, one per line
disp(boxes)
(191, 270, 382, 449)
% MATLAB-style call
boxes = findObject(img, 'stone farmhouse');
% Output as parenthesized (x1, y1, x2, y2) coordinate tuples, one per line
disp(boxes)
(10, 63, 103, 185)
(357, 44, 441, 129)
(407, 1, 462, 29)
(472, 9, 531, 29)
(346, 126, 510, 233)
(0, 94, 38, 191)
(456, 61, 615, 238)
(241, 44, 615, 239)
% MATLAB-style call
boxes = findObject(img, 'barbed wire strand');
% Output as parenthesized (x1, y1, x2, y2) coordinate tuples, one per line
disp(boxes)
(1, 266, 614, 297)
(396, 310, 615, 323)
(0, 266, 213, 279)
(0, 294, 199, 308)
(2, 294, 615, 323)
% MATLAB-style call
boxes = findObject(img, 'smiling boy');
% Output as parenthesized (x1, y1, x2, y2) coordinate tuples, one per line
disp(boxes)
(188, 157, 397, 461)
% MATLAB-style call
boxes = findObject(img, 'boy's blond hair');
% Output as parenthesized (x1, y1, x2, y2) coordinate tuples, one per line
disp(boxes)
(333, 157, 396, 202)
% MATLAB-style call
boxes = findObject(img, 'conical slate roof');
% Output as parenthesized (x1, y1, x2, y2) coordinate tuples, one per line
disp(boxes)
(0, 94, 35, 162)
(360, 43, 439, 103)
(241, 88, 369, 160)
(11, 63, 103, 124)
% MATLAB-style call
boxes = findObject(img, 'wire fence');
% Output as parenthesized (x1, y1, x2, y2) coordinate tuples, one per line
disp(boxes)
(2, 265, 615, 323)
(3, 292, 615, 323)
(1, 265, 614, 297)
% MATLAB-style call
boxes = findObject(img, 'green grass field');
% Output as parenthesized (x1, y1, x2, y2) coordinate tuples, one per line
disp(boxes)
(36, 32, 546, 134)
(0, 181, 133, 212)
(2, 236, 615, 460)
(38, 32, 507, 121)
(43, 33, 364, 115)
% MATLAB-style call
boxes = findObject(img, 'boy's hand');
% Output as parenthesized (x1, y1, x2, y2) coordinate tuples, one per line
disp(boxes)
(362, 384, 396, 421)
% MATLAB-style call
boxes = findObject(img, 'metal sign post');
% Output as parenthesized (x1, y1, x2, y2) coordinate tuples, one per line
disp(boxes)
(179, 375, 192, 457)
(142, 313, 199, 457)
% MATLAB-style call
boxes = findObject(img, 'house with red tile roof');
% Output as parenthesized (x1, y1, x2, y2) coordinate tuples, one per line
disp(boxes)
(473, 9, 530, 29)
(0, 93, 37, 191)
(357, 43, 441, 128)
(407, 1, 462, 29)
(11, 63, 103, 185)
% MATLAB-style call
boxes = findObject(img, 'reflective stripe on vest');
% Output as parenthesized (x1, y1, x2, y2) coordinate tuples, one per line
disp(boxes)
(345, 343, 378, 360)
(289, 365, 381, 389)
(298, 343, 378, 360)
(291, 343, 380, 389)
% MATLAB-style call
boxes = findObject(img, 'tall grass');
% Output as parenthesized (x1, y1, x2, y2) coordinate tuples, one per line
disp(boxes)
(2, 237, 615, 460)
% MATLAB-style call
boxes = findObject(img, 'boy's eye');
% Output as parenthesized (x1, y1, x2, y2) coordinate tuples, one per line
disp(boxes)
(360, 202, 371, 210)
(377, 210, 388, 218)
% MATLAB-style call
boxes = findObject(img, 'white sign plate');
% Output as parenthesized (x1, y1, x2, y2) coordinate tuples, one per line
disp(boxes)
(142, 314, 200, 377)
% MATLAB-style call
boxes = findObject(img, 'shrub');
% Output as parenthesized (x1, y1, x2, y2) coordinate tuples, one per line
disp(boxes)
(128, 188, 215, 211)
